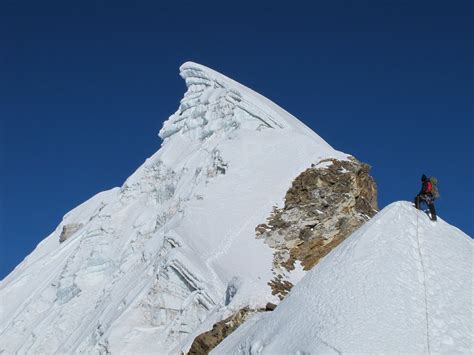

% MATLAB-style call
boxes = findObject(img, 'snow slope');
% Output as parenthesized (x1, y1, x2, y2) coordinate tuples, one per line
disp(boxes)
(0, 62, 347, 354)
(214, 201, 473, 354)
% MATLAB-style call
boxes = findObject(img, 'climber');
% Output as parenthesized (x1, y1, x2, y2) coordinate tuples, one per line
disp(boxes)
(414, 174, 437, 221)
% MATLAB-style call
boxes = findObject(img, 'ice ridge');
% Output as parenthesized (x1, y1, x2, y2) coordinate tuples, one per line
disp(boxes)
(159, 62, 332, 149)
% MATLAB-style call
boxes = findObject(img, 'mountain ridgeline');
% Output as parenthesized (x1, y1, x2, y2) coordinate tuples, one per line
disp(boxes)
(1, 62, 471, 354)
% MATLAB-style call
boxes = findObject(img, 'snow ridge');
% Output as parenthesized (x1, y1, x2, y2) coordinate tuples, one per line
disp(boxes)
(0, 62, 347, 354)
(159, 62, 334, 150)
(414, 209, 431, 354)
(214, 201, 473, 354)
(1, 61, 471, 354)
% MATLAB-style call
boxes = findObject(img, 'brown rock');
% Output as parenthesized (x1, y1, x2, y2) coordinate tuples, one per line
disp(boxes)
(265, 302, 277, 311)
(257, 157, 378, 299)
(188, 308, 254, 355)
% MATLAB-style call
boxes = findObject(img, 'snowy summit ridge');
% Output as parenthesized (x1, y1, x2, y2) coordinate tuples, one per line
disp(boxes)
(0, 62, 347, 354)
(160, 62, 334, 145)
(215, 201, 473, 354)
(1, 62, 472, 354)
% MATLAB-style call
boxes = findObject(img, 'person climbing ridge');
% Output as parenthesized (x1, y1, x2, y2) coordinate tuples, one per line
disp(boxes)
(414, 174, 437, 221)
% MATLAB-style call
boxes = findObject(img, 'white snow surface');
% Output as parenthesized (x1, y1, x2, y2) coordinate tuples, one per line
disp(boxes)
(0, 62, 347, 354)
(213, 201, 473, 354)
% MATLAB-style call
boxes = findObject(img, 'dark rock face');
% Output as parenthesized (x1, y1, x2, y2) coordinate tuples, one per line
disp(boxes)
(256, 157, 378, 299)
(188, 308, 255, 354)
(188, 303, 278, 354)
(59, 223, 83, 243)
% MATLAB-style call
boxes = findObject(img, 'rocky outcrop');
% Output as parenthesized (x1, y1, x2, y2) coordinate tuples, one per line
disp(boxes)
(59, 223, 83, 243)
(188, 303, 277, 354)
(256, 157, 378, 299)
(188, 308, 255, 354)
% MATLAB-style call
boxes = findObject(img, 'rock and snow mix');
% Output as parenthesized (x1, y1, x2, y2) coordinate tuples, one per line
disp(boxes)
(257, 158, 378, 299)
(214, 201, 473, 354)
(0, 62, 347, 354)
(1, 62, 471, 354)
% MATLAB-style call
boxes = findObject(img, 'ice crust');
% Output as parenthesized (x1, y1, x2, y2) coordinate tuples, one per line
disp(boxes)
(0, 62, 346, 354)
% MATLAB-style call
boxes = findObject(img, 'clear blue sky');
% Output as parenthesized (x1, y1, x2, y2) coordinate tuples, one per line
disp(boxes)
(1, 0, 472, 279)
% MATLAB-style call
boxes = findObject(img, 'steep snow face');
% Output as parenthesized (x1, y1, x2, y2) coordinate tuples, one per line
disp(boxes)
(0, 62, 347, 354)
(214, 201, 473, 354)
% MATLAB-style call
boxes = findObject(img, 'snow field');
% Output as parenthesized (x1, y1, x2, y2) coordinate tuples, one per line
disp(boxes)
(213, 201, 473, 354)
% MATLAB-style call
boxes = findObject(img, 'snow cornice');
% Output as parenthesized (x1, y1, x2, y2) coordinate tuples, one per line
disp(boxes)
(159, 61, 334, 148)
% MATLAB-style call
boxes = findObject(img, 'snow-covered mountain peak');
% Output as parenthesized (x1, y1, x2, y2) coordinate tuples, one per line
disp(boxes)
(2, 60, 471, 354)
(159, 62, 333, 149)
(0, 63, 349, 354)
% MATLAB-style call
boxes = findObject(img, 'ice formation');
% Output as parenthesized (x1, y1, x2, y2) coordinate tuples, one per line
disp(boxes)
(0, 62, 346, 353)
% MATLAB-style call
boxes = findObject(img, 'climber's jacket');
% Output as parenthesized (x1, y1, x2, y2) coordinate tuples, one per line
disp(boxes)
(420, 179, 432, 196)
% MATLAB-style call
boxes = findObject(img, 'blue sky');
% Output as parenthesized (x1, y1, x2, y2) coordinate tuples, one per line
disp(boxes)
(1, 0, 472, 279)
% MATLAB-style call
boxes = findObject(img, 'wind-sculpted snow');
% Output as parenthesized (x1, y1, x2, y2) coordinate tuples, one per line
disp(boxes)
(214, 202, 473, 354)
(0, 62, 347, 354)
(160, 62, 334, 147)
